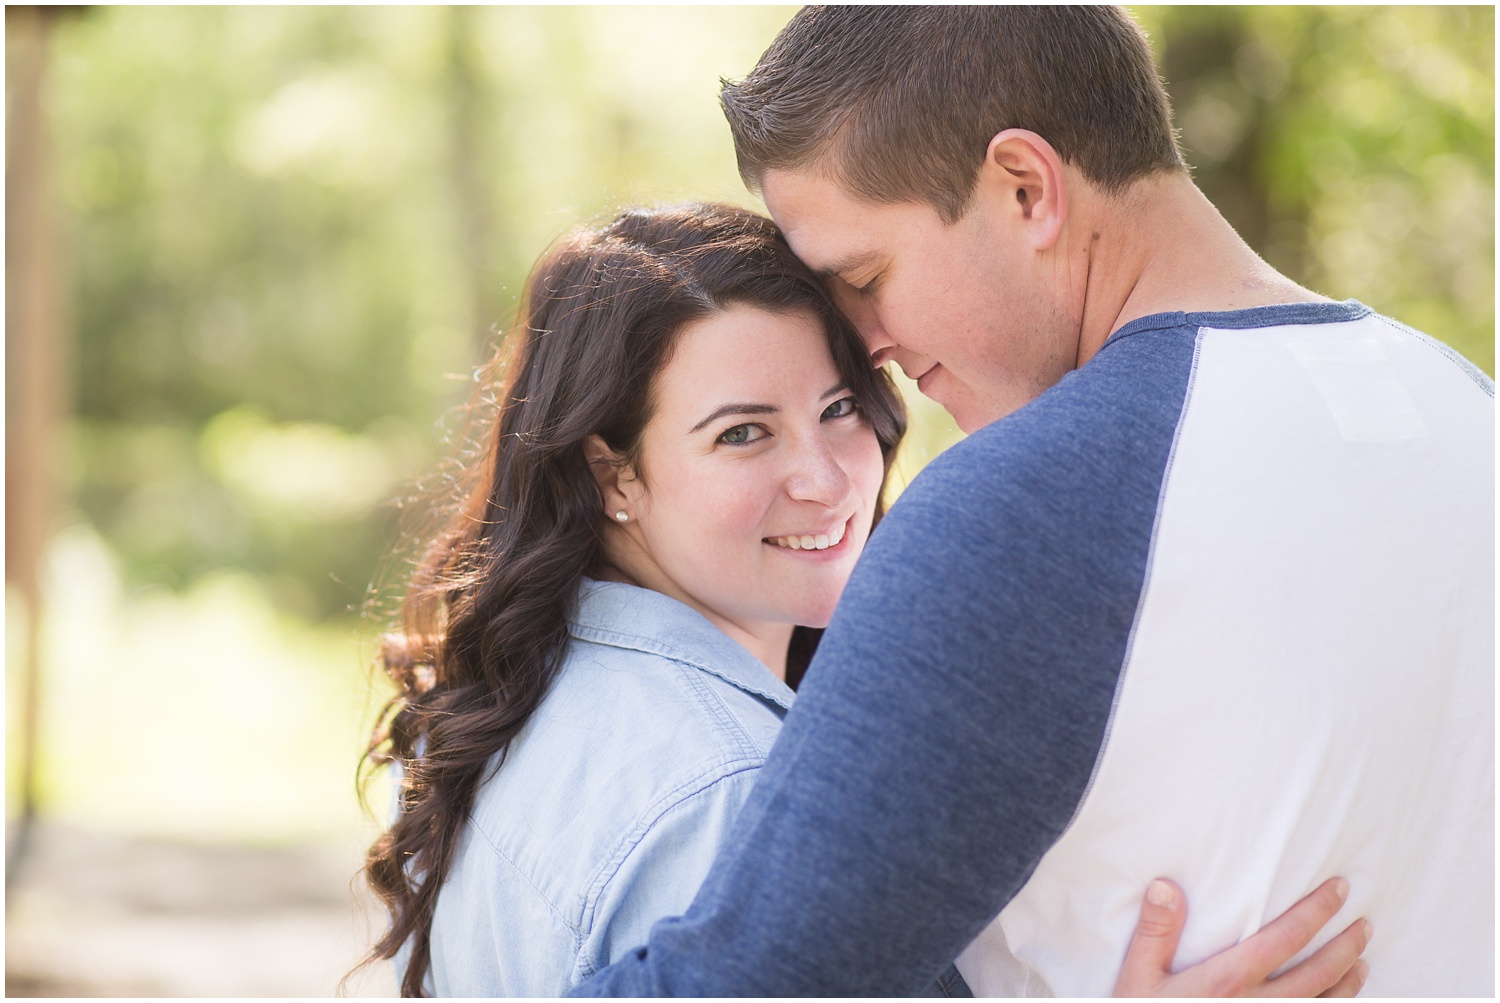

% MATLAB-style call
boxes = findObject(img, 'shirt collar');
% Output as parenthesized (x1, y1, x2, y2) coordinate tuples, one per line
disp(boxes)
(568, 579, 795, 712)
(1102, 299, 1373, 350)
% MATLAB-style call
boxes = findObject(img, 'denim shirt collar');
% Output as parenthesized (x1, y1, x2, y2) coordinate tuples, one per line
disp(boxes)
(568, 579, 795, 712)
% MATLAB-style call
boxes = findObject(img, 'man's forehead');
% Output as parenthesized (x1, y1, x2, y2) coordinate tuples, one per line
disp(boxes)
(760, 165, 831, 210)
(761, 168, 876, 272)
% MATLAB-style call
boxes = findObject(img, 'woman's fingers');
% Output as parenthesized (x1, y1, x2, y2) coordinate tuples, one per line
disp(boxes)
(1112, 876, 1370, 997)
(1316, 959, 1371, 998)
(1258, 918, 1372, 998)
(1225, 877, 1351, 985)
(1113, 878, 1189, 995)
(1112, 877, 1369, 997)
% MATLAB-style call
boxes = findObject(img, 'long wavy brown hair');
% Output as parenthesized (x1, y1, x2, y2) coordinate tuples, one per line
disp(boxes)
(356, 202, 906, 996)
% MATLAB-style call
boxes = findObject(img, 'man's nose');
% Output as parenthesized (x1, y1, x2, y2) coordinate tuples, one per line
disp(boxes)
(829, 279, 896, 368)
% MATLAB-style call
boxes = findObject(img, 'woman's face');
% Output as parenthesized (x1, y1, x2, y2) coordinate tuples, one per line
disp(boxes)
(601, 303, 885, 663)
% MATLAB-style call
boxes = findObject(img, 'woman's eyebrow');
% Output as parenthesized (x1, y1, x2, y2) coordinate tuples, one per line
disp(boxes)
(689, 402, 778, 434)
(688, 384, 850, 434)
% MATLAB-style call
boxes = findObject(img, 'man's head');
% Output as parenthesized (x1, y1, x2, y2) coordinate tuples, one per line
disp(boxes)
(722, 7, 1186, 431)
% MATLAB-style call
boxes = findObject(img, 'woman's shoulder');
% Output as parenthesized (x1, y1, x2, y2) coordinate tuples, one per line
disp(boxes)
(449, 581, 791, 923)
(514, 580, 789, 796)
(564, 580, 793, 710)
(554, 578, 792, 753)
(507, 629, 781, 819)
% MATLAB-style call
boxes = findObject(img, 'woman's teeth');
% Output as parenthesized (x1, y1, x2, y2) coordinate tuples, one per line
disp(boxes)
(768, 523, 846, 551)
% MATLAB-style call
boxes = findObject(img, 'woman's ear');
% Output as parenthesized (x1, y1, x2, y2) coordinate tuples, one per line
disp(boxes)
(981, 128, 1068, 251)
(583, 435, 642, 519)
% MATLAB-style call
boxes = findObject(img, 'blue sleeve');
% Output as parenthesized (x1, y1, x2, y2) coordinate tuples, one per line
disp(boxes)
(568, 330, 1196, 996)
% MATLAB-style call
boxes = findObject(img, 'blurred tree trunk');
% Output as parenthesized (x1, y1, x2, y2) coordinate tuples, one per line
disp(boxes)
(1157, 9, 1312, 280)
(445, 6, 502, 354)
(6, 5, 72, 874)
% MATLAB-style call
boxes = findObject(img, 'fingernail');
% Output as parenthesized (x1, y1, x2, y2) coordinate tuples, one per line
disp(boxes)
(1354, 960, 1370, 984)
(1146, 878, 1173, 907)
(1333, 877, 1350, 902)
(1361, 918, 1373, 941)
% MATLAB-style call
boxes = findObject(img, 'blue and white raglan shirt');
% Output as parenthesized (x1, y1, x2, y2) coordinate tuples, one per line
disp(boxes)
(572, 302, 1494, 998)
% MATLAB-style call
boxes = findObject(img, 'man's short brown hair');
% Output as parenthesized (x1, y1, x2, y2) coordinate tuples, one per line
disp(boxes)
(721, 6, 1185, 223)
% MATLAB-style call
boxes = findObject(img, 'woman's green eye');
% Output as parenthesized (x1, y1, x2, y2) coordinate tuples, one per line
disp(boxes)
(823, 396, 858, 420)
(719, 425, 752, 445)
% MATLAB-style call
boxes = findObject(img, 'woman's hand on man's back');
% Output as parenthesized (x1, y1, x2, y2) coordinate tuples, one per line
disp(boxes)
(1114, 877, 1371, 997)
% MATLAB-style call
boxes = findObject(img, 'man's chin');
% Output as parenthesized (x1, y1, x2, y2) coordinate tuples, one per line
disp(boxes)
(946, 397, 1014, 435)
(911, 369, 1012, 433)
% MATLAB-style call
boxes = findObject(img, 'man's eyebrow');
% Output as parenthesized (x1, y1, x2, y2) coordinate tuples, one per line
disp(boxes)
(816, 251, 880, 279)
(688, 402, 778, 434)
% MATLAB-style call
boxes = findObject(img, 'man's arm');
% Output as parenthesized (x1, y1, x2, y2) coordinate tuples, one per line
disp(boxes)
(571, 373, 1172, 995)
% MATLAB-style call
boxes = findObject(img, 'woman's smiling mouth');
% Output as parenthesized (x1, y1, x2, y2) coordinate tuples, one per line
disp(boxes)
(765, 518, 849, 551)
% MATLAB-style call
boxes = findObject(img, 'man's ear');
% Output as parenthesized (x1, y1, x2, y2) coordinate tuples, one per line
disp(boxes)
(582, 435, 642, 517)
(980, 128, 1068, 251)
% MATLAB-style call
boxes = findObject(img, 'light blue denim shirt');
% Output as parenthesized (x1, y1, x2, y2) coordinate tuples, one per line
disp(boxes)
(424, 579, 794, 996)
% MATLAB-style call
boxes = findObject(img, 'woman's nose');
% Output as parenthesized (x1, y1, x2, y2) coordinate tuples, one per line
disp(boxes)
(785, 435, 854, 506)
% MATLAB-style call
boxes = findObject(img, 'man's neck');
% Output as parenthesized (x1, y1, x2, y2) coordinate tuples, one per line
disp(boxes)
(1071, 172, 1329, 366)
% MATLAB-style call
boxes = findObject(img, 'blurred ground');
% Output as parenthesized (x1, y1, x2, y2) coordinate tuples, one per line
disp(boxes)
(5, 820, 396, 997)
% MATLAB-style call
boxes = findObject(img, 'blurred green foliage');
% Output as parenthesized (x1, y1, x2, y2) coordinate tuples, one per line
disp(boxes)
(51, 6, 799, 623)
(46, 4, 1496, 629)
(1140, 5, 1493, 374)
(17, 4, 1493, 845)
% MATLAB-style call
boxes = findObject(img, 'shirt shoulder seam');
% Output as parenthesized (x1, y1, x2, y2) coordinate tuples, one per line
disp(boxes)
(1055, 325, 1207, 838)
(574, 759, 766, 949)
(1369, 313, 1495, 398)
(467, 818, 589, 941)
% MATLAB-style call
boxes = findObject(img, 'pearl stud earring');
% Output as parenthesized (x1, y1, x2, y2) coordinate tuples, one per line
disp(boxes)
(614, 511, 629, 522)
